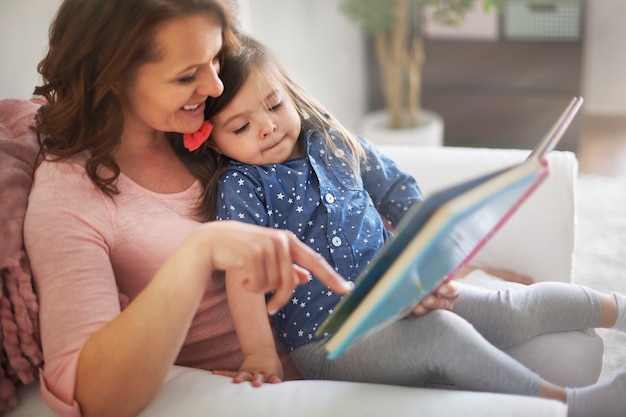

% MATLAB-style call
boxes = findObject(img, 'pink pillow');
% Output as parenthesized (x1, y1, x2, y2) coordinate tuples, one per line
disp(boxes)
(0, 98, 43, 413)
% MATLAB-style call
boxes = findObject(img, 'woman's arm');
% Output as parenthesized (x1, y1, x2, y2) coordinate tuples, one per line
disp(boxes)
(75, 221, 350, 417)
(25, 161, 350, 417)
(24, 161, 346, 416)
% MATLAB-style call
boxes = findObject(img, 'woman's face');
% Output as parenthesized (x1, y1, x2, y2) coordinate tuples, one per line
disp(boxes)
(209, 68, 303, 165)
(116, 12, 225, 139)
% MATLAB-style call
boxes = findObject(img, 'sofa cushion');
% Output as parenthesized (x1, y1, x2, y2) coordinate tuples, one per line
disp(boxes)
(7, 365, 567, 417)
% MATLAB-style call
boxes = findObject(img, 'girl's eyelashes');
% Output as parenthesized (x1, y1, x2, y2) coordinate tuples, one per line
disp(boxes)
(233, 123, 250, 135)
(269, 102, 283, 112)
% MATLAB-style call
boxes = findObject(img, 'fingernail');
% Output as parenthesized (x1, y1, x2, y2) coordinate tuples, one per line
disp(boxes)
(344, 281, 355, 291)
(414, 305, 426, 314)
(439, 285, 448, 295)
(268, 308, 278, 316)
(425, 296, 434, 306)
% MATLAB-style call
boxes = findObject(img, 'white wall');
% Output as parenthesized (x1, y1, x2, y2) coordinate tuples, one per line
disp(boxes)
(582, 0, 626, 115)
(0, 0, 63, 99)
(1, 0, 624, 119)
(241, 0, 366, 130)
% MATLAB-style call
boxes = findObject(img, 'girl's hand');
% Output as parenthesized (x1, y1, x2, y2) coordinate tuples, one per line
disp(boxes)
(199, 221, 353, 314)
(212, 351, 284, 387)
(412, 281, 459, 316)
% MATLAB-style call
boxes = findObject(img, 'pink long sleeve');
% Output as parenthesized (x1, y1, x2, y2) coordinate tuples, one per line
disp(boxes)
(24, 154, 299, 416)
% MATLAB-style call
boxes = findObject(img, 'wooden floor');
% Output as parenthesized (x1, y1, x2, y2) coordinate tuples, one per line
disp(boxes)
(577, 114, 626, 178)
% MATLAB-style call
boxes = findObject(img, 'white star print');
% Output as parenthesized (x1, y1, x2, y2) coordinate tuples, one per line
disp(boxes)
(214, 133, 421, 352)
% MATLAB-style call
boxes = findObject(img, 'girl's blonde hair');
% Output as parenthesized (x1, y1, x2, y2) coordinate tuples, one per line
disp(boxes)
(196, 33, 366, 219)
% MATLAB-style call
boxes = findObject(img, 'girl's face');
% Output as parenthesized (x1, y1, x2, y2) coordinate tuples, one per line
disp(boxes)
(116, 12, 225, 140)
(209, 68, 303, 165)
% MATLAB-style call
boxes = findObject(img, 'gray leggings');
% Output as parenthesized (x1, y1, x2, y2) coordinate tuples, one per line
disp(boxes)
(289, 282, 601, 397)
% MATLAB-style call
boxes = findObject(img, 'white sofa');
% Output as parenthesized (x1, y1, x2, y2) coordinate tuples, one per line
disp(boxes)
(5, 144, 604, 417)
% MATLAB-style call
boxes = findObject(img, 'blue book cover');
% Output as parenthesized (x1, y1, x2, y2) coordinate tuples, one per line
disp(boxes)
(316, 97, 584, 360)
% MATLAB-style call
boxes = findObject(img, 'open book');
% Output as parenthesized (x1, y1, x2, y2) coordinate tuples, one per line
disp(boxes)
(316, 96, 584, 360)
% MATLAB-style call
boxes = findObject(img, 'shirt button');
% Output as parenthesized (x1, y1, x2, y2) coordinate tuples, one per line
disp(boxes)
(325, 193, 335, 204)
(331, 237, 342, 247)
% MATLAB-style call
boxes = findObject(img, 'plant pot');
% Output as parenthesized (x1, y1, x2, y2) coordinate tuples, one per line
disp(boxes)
(356, 109, 444, 147)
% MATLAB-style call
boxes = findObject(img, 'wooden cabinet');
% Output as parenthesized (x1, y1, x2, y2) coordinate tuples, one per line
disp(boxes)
(420, 39, 584, 151)
(365, 38, 584, 151)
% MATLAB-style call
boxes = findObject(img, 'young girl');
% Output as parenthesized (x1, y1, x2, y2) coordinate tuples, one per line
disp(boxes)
(194, 34, 626, 417)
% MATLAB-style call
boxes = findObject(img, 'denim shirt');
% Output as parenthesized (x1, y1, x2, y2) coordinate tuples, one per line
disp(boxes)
(216, 129, 423, 351)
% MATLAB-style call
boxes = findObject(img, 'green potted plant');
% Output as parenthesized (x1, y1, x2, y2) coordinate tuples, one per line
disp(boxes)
(338, 0, 502, 144)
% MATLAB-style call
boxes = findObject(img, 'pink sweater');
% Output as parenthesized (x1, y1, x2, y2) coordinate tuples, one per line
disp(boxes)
(24, 153, 298, 416)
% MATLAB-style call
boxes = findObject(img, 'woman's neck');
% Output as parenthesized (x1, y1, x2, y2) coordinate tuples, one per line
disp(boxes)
(115, 135, 196, 194)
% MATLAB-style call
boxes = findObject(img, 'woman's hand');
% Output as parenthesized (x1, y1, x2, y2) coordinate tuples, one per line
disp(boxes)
(199, 221, 353, 314)
(411, 281, 459, 316)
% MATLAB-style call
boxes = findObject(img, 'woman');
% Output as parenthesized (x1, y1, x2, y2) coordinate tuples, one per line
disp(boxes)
(23, 1, 354, 416)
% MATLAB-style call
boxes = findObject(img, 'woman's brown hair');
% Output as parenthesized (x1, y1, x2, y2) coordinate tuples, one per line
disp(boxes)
(33, 0, 240, 204)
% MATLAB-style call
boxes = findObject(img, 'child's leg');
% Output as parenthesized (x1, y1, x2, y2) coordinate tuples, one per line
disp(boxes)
(291, 309, 626, 417)
(452, 281, 605, 347)
(291, 310, 541, 396)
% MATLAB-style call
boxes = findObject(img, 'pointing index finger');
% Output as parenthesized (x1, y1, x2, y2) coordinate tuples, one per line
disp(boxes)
(287, 232, 353, 295)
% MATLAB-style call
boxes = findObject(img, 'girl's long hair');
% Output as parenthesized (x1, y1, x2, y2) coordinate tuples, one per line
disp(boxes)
(181, 33, 365, 220)
(34, 0, 239, 203)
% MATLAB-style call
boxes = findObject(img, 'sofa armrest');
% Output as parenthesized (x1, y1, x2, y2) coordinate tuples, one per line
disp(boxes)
(377, 145, 578, 284)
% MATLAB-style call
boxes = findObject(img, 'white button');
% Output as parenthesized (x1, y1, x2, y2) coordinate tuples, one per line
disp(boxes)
(325, 193, 335, 204)
(332, 237, 342, 247)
